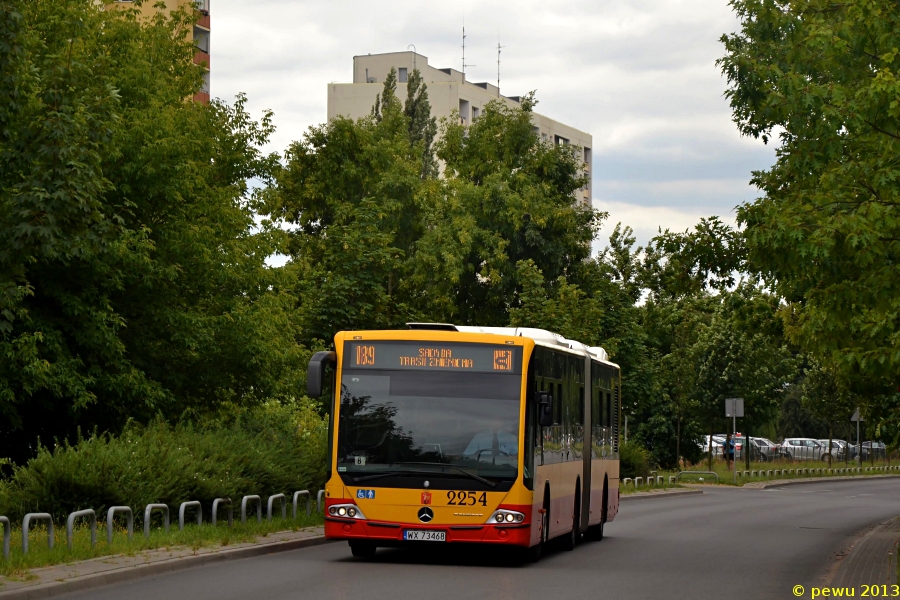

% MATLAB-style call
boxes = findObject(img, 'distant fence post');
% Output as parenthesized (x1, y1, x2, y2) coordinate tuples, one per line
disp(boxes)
(241, 495, 261, 525)
(144, 504, 170, 538)
(292, 491, 310, 519)
(267, 494, 286, 522)
(22, 513, 54, 555)
(317, 490, 325, 513)
(106, 507, 133, 545)
(66, 509, 97, 550)
(0, 516, 9, 559)
(212, 498, 232, 527)
(178, 501, 202, 531)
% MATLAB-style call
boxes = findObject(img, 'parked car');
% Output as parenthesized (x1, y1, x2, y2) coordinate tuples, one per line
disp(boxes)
(781, 438, 828, 461)
(750, 437, 780, 462)
(701, 435, 724, 455)
(816, 439, 851, 461)
(860, 441, 887, 460)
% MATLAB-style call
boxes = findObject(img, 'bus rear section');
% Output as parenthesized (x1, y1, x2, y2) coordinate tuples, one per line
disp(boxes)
(306, 326, 620, 559)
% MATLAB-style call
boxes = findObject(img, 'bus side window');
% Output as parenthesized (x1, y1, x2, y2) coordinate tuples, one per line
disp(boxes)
(605, 391, 611, 427)
(555, 383, 563, 425)
(613, 383, 620, 452)
(579, 386, 585, 426)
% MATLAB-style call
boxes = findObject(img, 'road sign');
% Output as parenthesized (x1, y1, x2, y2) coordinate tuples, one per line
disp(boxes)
(725, 398, 744, 418)
(850, 408, 864, 422)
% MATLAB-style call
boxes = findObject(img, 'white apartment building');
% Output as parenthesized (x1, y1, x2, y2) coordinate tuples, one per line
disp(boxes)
(327, 51, 592, 207)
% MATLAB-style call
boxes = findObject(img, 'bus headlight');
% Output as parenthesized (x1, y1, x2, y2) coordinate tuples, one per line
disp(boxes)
(487, 509, 525, 525)
(328, 503, 367, 520)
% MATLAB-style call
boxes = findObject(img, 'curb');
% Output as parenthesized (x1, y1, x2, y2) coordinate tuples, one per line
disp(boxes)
(0, 535, 332, 600)
(620, 489, 703, 501)
(757, 474, 900, 490)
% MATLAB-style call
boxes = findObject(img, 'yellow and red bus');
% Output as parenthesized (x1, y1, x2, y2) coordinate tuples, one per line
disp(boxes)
(306, 323, 621, 560)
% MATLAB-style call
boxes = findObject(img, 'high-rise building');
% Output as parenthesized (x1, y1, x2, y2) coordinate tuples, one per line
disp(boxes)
(328, 51, 592, 206)
(105, 0, 210, 103)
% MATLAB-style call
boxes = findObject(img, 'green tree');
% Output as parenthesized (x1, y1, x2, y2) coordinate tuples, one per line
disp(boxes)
(720, 0, 900, 391)
(693, 288, 796, 469)
(801, 361, 857, 464)
(403, 68, 438, 179)
(0, 0, 302, 462)
(274, 73, 436, 342)
(417, 94, 600, 326)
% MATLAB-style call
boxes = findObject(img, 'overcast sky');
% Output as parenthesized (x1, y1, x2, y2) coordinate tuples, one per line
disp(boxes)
(213, 0, 774, 250)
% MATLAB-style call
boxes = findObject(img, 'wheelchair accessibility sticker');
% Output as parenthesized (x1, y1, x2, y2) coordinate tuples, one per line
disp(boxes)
(356, 489, 375, 499)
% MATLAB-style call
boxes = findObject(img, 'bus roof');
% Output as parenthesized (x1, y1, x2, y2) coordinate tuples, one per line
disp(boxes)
(405, 323, 615, 366)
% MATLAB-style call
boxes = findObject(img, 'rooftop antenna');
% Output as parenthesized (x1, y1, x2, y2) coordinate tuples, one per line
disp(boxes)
(497, 37, 505, 96)
(407, 44, 416, 72)
(462, 23, 475, 80)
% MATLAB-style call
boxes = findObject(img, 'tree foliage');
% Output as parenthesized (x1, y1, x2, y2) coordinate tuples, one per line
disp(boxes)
(719, 0, 900, 451)
(0, 0, 303, 462)
(720, 0, 900, 386)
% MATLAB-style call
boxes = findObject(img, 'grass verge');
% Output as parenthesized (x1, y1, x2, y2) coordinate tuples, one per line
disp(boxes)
(0, 512, 323, 581)
(661, 459, 897, 486)
(620, 459, 898, 492)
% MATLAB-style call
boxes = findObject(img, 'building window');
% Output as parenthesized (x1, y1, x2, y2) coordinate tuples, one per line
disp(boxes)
(459, 99, 470, 125)
(555, 135, 569, 145)
(472, 106, 480, 119)
(399, 68, 408, 83)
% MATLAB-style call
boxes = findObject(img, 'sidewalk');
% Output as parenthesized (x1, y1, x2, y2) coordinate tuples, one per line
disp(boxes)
(826, 517, 900, 587)
(0, 527, 327, 600)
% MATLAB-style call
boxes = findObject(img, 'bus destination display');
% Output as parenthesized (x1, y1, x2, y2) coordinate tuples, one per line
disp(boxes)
(344, 342, 521, 374)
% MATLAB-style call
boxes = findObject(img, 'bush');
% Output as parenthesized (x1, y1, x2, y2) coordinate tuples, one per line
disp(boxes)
(619, 441, 652, 479)
(0, 400, 328, 523)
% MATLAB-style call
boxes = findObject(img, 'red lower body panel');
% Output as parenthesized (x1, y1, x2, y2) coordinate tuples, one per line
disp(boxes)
(325, 503, 533, 547)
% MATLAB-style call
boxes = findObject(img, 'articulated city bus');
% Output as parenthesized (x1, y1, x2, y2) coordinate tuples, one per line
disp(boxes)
(306, 323, 621, 560)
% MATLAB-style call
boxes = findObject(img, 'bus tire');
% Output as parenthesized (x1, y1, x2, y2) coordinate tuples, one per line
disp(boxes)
(586, 516, 604, 541)
(349, 540, 376, 558)
(523, 541, 542, 563)
(587, 476, 608, 541)
(525, 485, 550, 562)
(561, 481, 580, 551)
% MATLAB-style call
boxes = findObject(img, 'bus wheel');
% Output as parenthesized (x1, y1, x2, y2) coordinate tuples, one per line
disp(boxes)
(586, 520, 604, 541)
(525, 488, 550, 562)
(523, 541, 542, 563)
(349, 540, 376, 558)
(561, 483, 580, 551)
(587, 478, 607, 541)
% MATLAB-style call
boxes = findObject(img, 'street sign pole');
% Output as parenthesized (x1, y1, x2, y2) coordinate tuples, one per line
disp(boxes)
(851, 407, 864, 466)
(725, 398, 744, 484)
(732, 402, 736, 484)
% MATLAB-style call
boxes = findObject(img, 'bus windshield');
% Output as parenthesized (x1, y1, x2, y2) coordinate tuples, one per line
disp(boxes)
(336, 368, 522, 481)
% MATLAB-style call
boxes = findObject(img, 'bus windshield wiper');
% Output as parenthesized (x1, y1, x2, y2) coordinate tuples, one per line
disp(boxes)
(351, 471, 418, 483)
(391, 462, 497, 488)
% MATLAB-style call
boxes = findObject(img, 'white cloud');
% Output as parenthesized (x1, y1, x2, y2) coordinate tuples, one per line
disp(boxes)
(212, 0, 774, 240)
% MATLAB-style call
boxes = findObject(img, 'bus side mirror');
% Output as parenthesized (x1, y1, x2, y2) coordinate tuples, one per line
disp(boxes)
(307, 351, 336, 397)
(537, 391, 554, 427)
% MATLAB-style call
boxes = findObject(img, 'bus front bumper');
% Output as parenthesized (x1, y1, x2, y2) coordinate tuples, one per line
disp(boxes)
(324, 517, 533, 546)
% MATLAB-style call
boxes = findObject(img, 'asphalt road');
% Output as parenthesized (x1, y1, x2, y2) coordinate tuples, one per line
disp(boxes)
(61, 478, 900, 600)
